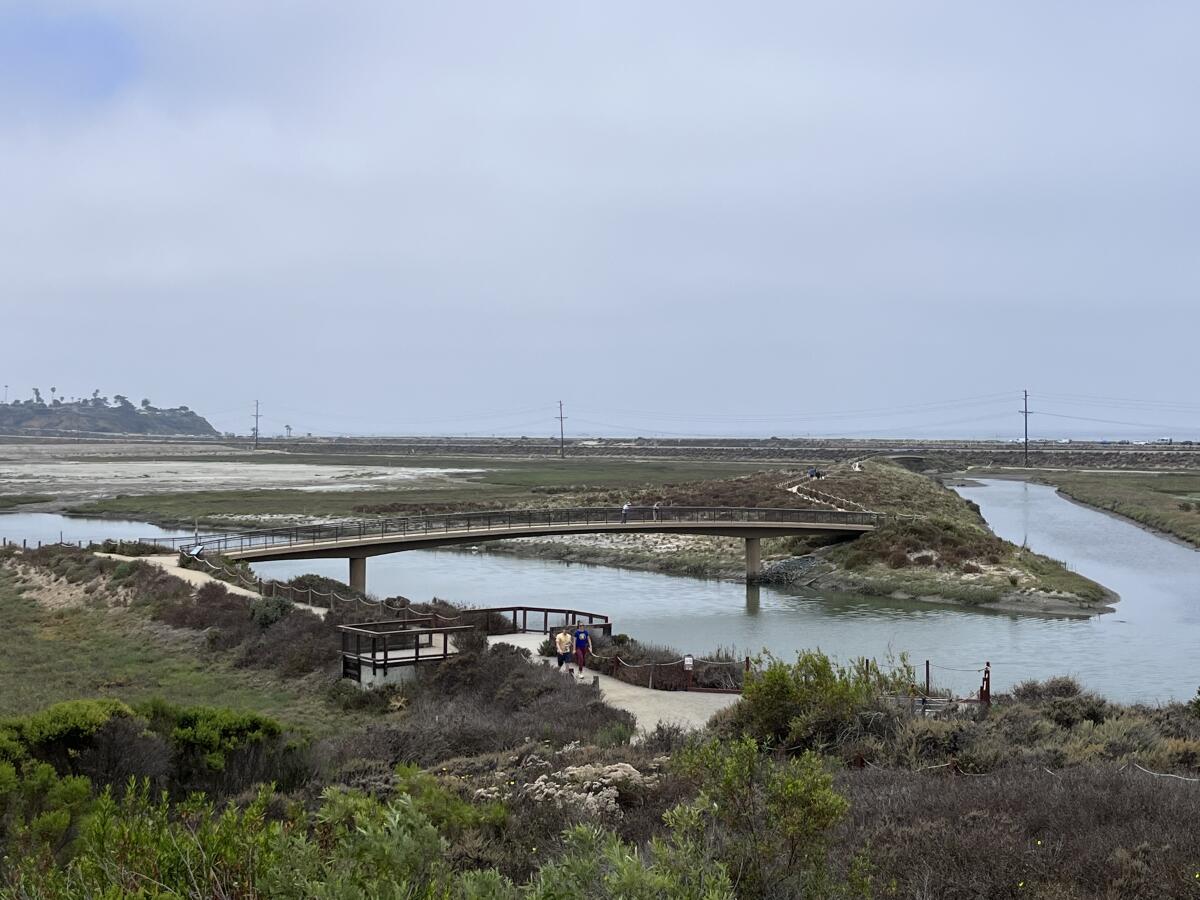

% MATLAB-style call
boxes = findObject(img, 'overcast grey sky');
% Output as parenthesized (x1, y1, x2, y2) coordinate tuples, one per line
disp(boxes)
(3, 2, 1198, 439)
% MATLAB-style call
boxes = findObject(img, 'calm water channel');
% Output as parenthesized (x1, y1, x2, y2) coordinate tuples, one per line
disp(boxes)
(1, 480, 1197, 703)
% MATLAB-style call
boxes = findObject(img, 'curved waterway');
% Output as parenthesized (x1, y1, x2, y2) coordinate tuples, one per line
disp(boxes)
(1, 484, 1197, 703)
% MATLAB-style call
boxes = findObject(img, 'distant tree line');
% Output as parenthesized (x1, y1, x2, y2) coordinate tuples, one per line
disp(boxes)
(0, 389, 214, 436)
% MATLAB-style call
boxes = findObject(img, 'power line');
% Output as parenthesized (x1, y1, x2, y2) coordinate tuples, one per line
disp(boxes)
(1032, 410, 1195, 432)
(586, 393, 1016, 424)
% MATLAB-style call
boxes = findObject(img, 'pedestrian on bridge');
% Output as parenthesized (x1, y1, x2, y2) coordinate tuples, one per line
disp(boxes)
(621, 502, 630, 524)
(572, 621, 593, 675)
(653, 501, 661, 521)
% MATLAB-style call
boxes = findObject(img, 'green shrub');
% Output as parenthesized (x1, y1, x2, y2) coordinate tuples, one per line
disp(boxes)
(672, 736, 857, 898)
(249, 595, 293, 629)
(137, 701, 281, 771)
(1064, 717, 1163, 764)
(452, 626, 489, 656)
(736, 650, 914, 751)
(326, 679, 404, 713)
(594, 722, 635, 747)
(1047, 692, 1110, 729)
(526, 823, 734, 900)
(393, 763, 506, 839)
(18, 700, 135, 772)
(1012, 675, 1082, 702)
(132, 700, 298, 795)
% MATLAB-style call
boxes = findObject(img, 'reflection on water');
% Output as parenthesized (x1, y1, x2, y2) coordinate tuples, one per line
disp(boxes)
(2, 484, 1198, 704)
(745, 584, 760, 615)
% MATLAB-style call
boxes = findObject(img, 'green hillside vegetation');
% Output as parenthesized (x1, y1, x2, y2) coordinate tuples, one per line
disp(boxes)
(0, 390, 216, 436)
(0, 544, 1197, 894)
(73, 457, 771, 526)
(0, 495, 53, 510)
(1036, 470, 1200, 547)
(551, 459, 1109, 606)
(809, 461, 1108, 605)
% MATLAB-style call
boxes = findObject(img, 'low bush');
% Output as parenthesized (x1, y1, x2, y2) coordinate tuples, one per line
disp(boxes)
(673, 736, 863, 899)
(836, 765, 1200, 899)
(17, 700, 136, 773)
(249, 594, 292, 629)
(95, 540, 163, 557)
(323, 647, 634, 769)
(135, 700, 307, 795)
(1012, 675, 1083, 702)
(732, 650, 915, 752)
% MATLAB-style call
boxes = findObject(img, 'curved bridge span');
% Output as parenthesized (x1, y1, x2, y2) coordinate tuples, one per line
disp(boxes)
(148, 506, 887, 591)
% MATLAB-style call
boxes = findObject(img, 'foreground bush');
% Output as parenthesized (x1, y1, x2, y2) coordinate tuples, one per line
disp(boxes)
(0, 781, 735, 899)
(674, 736, 868, 899)
(731, 651, 915, 754)
(322, 644, 636, 771)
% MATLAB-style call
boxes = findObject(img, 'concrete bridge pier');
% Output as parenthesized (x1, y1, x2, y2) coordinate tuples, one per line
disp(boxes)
(349, 556, 367, 594)
(745, 537, 761, 583)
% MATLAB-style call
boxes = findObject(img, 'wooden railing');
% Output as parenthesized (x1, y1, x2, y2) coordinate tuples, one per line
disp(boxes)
(338, 605, 613, 682)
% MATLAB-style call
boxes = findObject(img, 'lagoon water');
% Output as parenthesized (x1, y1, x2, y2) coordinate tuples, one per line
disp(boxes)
(2, 480, 1198, 703)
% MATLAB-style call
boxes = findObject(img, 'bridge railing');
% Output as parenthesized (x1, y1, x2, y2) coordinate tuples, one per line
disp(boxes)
(144, 505, 890, 555)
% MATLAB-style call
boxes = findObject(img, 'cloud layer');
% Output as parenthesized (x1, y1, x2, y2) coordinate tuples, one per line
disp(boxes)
(3, 2, 1198, 437)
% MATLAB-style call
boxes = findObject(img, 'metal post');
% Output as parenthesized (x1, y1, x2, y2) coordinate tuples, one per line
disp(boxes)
(925, 660, 931, 696)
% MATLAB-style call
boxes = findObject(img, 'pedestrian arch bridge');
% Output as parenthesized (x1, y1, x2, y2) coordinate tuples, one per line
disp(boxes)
(147, 506, 887, 593)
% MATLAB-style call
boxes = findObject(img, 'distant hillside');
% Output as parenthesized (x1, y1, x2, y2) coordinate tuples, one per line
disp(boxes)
(0, 392, 218, 437)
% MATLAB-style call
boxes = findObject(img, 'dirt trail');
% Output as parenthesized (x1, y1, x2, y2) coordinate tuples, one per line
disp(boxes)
(95, 553, 329, 618)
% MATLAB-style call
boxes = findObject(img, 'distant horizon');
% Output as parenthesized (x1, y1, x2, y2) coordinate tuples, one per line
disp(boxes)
(4, 388, 1198, 444)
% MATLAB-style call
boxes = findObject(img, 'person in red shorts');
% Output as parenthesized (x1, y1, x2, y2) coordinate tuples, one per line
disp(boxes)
(572, 621, 593, 675)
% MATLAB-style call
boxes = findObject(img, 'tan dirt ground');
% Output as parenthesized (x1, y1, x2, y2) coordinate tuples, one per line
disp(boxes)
(0, 441, 481, 505)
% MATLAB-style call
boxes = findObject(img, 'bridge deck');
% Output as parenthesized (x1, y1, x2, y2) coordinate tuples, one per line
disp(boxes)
(219, 517, 875, 562)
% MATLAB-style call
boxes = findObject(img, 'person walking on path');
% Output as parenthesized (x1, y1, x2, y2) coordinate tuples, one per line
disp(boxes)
(554, 627, 573, 672)
(621, 501, 631, 524)
(572, 621, 593, 675)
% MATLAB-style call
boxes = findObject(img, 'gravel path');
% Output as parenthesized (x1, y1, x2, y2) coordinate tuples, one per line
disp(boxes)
(488, 632, 738, 732)
(96, 552, 329, 618)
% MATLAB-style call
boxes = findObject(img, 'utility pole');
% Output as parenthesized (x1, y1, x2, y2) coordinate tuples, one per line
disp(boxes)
(1021, 389, 1029, 467)
(556, 401, 567, 459)
(252, 400, 261, 450)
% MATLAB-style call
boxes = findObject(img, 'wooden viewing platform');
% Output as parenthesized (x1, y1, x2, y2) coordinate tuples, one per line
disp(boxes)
(338, 605, 613, 688)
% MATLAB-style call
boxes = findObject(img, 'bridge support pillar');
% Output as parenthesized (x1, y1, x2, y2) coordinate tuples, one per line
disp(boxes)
(349, 557, 367, 594)
(745, 538, 761, 582)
